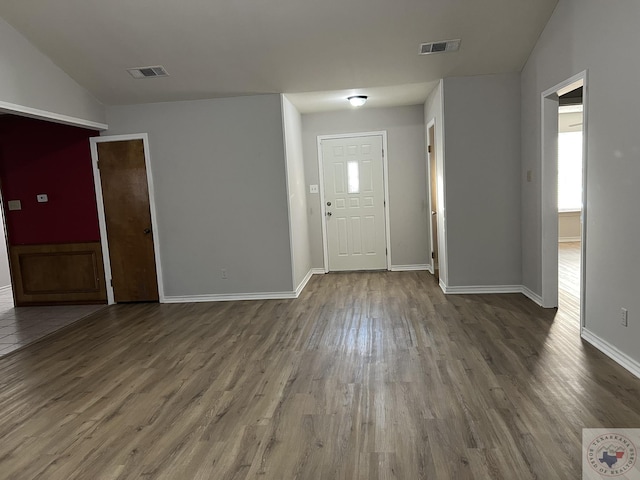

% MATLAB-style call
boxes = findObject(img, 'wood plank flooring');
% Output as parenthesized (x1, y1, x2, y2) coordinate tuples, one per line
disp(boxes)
(558, 242, 581, 325)
(1, 271, 639, 479)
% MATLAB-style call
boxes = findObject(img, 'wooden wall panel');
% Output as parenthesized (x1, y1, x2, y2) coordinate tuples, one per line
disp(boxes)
(9, 242, 107, 306)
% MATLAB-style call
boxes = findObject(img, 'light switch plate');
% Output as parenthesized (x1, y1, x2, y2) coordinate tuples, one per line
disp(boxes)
(7, 200, 21, 211)
(37, 194, 48, 203)
(309, 184, 319, 194)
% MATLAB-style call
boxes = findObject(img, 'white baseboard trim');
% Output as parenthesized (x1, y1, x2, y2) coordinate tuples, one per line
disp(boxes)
(0, 284, 12, 294)
(163, 269, 326, 304)
(390, 264, 431, 272)
(559, 236, 581, 243)
(162, 274, 547, 307)
(163, 291, 298, 303)
(295, 269, 314, 297)
(581, 329, 640, 379)
(521, 286, 544, 306)
(437, 281, 545, 306)
(440, 284, 523, 295)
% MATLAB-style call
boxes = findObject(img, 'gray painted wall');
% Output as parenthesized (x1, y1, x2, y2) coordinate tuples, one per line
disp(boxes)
(0, 16, 105, 124)
(424, 81, 446, 284)
(443, 74, 522, 287)
(521, 0, 640, 362)
(281, 95, 312, 287)
(105, 94, 294, 296)
(301, 105, 429, 269)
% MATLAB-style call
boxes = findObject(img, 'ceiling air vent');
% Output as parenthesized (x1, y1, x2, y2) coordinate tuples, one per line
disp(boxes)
(420, 39, 461, 55)
(127, 65, 169, 79)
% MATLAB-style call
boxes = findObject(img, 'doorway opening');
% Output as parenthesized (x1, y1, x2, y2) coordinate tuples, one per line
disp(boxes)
(317, 132, 391, 273)
(541, 71, 588, 330)
(0, 113, 107, 356)
(557, 87, 583, 321)
(427, 121, 439, 282)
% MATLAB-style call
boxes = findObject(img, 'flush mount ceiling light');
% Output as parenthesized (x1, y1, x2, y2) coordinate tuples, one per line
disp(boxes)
(348, 95, 368, 107)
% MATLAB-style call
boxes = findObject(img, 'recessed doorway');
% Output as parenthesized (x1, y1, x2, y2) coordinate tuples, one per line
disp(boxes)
(0, 114, 107, 357)
(557, 87, 583, 321)
(427, 121, 439, 282)
(317, 132, 391, 272)
(541, 71, 588, 330)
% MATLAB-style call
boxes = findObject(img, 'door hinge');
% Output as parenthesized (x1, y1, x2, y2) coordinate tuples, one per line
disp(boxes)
(110, 278, 113, 287)
(431, 251, 435, 259)
(96, 161, 100, 170)
(385, 248, 388, 256)
(384, 200, 386, 207)
(428, 145, 432, 154)
(382, 149, 385, 158)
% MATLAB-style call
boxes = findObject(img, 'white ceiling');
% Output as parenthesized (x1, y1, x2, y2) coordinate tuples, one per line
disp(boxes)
(286, 81, 440, 113)
(0, 0, 558, 112)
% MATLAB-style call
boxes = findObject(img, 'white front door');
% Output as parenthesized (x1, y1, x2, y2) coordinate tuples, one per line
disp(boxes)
(321, 135, 387, 271)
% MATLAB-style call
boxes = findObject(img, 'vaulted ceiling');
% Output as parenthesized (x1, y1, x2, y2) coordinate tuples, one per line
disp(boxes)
(0, 0, 558, 111)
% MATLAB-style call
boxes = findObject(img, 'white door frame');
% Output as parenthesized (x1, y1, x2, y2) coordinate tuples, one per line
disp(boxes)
(89, 133, 165, 305)
(317, 131, 391, 273)
(541, 70, 588, 329)
(0, 100, 108, 131)
(426, 119, 436, 274)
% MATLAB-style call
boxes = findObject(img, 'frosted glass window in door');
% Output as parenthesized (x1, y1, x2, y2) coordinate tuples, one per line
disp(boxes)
(347, 161, 360, 194)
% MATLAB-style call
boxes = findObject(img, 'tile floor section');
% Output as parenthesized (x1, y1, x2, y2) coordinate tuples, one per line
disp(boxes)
(0, 287, 106, 357)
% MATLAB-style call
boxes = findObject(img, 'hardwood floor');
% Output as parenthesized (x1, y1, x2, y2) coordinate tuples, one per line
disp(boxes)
(558, 241, 581, 324)
(1, 271, 639, 479)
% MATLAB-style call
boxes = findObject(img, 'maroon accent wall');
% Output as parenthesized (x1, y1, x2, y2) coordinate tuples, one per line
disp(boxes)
(0, 116, 101, 245)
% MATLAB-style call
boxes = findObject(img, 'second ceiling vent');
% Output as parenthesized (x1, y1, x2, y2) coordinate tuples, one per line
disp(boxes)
(127, 65, 169, 79)
(420, 39, 461, 55)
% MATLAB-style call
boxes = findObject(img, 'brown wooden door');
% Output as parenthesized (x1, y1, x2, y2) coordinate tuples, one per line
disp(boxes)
(428, 125, 439, 282)
(97, 139, 159, 302)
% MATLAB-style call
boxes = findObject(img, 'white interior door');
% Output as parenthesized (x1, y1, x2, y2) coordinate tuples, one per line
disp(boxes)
(321, 135, 387, 271)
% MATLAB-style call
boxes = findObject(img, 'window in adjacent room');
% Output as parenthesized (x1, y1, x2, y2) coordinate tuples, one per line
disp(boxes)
(558, 107, 583, 211)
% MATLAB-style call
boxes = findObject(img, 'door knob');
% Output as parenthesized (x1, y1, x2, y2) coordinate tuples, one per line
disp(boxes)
(326, 212, 332, 216)
(327, 201, 332, 206)
(143, 228, 151, 234)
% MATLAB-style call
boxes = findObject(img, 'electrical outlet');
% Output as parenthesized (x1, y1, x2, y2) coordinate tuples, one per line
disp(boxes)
(621, 308, 628, 327)
(309, 184, 319, 194)
(221, 268, 228, 279)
